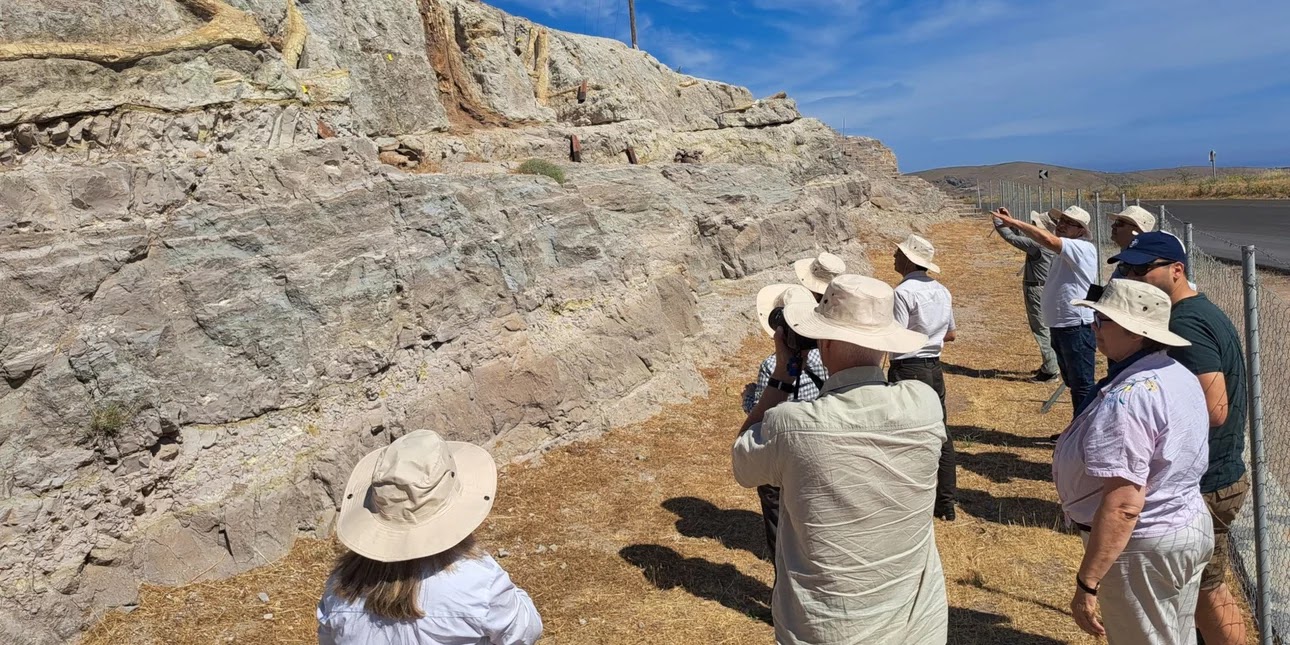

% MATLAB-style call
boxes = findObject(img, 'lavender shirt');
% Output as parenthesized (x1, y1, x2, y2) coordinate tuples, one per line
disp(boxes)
(1053, 352, 1210, 538)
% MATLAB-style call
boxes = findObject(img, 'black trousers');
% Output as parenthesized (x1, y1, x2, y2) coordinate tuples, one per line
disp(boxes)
(888, 357, 957, 514)
(756, 484, 780, 562)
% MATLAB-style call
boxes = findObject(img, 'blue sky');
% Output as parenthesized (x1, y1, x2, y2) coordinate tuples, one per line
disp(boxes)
(489, 0, 1290, 172)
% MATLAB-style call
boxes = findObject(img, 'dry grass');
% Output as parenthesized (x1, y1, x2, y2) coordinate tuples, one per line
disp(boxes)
(1109, 171, 1290, 200)
(84, 218, 1258, 644)
(407, 158, 443, 174)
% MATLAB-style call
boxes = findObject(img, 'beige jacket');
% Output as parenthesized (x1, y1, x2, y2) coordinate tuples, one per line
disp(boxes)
(733, 366, 948, 645)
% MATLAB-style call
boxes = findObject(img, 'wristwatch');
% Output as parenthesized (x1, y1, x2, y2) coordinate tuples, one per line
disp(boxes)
(767, 377, 794, 393)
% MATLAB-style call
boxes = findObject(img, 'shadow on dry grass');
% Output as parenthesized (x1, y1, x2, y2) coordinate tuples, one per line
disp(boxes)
(618, 544, 773, 625)
(661, 496, 768, 560)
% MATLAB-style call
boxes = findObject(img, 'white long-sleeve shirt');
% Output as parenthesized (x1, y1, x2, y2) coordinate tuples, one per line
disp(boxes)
(317, 555, 543, 645)
(892, 271, 956, 360)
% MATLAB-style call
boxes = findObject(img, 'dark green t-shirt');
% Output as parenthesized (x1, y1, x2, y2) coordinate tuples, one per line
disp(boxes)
(1168, 293, 1247, 493)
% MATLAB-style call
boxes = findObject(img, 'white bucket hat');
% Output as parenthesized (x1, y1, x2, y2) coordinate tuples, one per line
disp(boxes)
(1111, 205, 1157, 232)
(784, 274, 928, 354)
(895, 234, 941, 273)
(793, 252, 846, 294)
(1071, 279, 1191, 347)
(337, 430, 498, 562)
(1048, 205, 1091, 228)
(1029, 210, 1055, 232)
(755, 283, 816, 336)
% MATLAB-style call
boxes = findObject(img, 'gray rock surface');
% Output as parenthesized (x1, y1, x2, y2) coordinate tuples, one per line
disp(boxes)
(716, 97, 801, 129)
(0, 1, 955, 642)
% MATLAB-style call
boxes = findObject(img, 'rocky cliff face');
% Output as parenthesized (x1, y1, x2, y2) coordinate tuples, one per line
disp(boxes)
(0, 1, 951, 641)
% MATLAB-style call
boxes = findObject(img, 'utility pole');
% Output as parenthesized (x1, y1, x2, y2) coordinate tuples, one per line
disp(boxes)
(628, 0, 638, 49)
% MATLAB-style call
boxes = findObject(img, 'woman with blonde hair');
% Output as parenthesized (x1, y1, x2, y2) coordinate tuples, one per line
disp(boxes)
(317, 430, 542, 644)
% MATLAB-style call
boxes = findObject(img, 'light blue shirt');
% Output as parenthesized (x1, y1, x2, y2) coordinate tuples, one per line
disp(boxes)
(318, 555, 543, 645)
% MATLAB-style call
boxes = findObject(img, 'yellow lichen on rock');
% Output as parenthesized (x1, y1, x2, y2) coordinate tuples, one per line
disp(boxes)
(280, 0, 308, 69)
(524, 27, 551, 104)
(0, 0, 268, 65)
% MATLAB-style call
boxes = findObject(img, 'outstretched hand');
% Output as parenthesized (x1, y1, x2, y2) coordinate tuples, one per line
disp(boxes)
(991, 207, 1017, 227)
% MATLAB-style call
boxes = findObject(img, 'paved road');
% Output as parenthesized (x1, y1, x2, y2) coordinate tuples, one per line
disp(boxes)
(1140, 200, 1290, 270)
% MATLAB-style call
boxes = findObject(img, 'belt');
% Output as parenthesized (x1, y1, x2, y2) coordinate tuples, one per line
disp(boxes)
(1052, 323, 1092, 330)
(1074, 521, 1093, 533)
(892, 357, 941, 365)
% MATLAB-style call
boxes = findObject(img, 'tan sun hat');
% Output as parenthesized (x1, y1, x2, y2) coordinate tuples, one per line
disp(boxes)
(755, 283, 817, 336)
(1071, 279, 1191, 347)
(783, 274, 928, 354)
(895, 234, 941, 273)
(337, 430, 498, 562)
(1111, 205, 1157, 232)
(1029, 210, 1056, 232)
(1048, 205, 1091, 228)
(793, 252, 846, 294)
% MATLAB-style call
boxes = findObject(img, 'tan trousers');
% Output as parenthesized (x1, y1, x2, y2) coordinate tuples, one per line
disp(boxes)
(1081, 511, 1214, 645)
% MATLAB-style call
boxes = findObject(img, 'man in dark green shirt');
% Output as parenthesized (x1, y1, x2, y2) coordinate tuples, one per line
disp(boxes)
(1111, 232, 1248, 645)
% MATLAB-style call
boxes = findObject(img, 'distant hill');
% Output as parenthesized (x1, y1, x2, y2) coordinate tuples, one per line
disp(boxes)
(912, 162, 1280, 196)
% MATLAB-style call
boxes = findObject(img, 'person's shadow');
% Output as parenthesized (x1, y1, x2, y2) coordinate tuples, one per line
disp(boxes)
(619, 544, 772, 624)
(661, 496, 768, 560)
(957, 488, 1065, 528)
(958, 451, 1052, 484)
(949, 607, 1066, 644)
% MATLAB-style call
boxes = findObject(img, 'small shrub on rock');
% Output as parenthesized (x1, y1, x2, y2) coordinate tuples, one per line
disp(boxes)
(516, 159, 565, 184)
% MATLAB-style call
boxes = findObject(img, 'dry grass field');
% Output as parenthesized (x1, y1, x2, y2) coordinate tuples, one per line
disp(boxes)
(84, 218, 1257, 644)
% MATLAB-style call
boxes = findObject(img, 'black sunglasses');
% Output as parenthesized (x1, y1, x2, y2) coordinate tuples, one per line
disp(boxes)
(1121, 261, 1175, 277)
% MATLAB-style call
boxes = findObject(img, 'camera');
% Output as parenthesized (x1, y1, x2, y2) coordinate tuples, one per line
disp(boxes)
(767, 306, 817, 353)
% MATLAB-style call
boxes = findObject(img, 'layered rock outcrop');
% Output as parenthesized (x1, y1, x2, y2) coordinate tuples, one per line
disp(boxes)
(0, 1, 952, 641)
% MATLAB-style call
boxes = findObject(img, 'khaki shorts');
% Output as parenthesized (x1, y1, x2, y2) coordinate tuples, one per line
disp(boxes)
(1200, 474, 1250, 591)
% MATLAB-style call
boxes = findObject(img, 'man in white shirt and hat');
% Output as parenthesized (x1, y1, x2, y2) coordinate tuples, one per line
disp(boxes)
(992, 205, 1099, 418)
(739, 252, 843, 562)
(889, 234, 958, 520)
(734, 274, 949, 645)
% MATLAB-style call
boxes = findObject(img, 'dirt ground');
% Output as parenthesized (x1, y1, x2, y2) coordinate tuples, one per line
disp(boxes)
(84, 217, 1257, 644)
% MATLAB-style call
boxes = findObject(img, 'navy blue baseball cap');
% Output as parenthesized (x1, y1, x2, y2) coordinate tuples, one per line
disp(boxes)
(1107, 231, 1188, 266)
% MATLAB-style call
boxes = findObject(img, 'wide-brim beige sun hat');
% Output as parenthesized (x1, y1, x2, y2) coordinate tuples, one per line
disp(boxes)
(793, 252, 846, 294)
(1048, 205, 1091, 227)
(756, 283, 817, 336)
(783, 274, 928, 354)
(896, 233, 941, 273)
(1029, 210, 1056, 231)
(337, 430, 498, 563)
(1071, 278, 1191, 347)
(1111, 204, 1157, 232)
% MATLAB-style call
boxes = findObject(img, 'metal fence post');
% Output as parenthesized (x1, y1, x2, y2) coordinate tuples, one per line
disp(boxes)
(1060, 188, 1065, 209)
(1158, 204, 1165, 232)
(1242, 245, 1273, 645)
(1094, 192, 1103, 274)
(1184, 223, 1196, 283)
(977, 185, 983, 211)
(1121, 193, 1127, 211)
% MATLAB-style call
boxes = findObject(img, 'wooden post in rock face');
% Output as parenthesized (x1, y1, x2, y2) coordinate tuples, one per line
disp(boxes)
(570, 135, 582, 162)
(577, 80, 588, 104)
(625, 146, 638, 165)
(628, 0, 638, 49)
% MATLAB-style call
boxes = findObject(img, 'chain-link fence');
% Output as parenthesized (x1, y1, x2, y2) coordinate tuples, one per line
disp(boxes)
(979, 181, 1285, 644)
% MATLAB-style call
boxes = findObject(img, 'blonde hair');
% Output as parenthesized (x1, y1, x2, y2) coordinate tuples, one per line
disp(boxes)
(330, 535, 483, 620)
